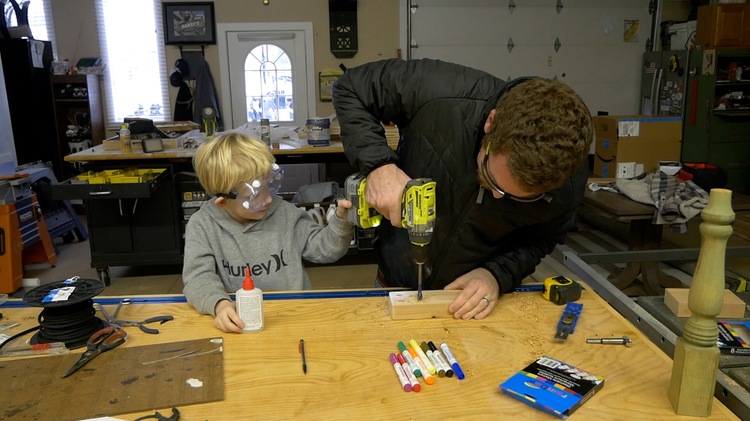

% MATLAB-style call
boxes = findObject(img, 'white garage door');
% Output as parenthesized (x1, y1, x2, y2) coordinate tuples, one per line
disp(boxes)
(405, 0, 653, 115)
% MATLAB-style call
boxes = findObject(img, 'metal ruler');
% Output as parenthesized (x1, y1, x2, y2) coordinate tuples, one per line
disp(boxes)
(0, 322, 20, 333)
(555, 302, 583, 341)
(0, 342, 69, 358)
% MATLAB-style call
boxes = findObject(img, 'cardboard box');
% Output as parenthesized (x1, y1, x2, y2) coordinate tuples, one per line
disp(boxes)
(592, 115, 683, 178)
(500, 355, 604, 419)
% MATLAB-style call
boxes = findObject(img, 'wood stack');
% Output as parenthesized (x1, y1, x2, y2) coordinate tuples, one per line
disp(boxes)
(330, 124, 399, 150)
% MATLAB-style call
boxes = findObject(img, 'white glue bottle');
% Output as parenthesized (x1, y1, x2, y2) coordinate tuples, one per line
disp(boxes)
(235, 264, 264, 333)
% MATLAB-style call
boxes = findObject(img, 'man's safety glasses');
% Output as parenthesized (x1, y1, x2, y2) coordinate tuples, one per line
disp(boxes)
(217, 164, 285, 211)
(480, 142, 546, 203)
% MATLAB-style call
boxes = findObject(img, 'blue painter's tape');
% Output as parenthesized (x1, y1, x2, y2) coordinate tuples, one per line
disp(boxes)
(1, 285, 544, 308)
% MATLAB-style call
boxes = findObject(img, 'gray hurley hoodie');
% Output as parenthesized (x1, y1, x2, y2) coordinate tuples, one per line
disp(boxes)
(182, 195, 354, 315)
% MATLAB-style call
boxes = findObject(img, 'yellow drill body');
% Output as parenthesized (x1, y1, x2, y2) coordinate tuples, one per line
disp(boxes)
(401, 179, 436, 300)
(345, 173, 436, 300)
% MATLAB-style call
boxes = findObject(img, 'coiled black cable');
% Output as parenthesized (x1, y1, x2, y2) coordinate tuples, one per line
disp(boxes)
(0, 300, 104, 351)
(37, 299, 102, 348)
(0, 277, 107, 350)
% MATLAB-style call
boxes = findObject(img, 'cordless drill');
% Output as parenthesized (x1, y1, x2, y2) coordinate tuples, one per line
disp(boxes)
(345, 173, 436, 300)
(400, 179, 436, 301)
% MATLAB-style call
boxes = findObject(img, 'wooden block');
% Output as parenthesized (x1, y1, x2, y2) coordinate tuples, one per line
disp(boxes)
(155, 120, 200, 133)
(664, 288, 746, 318)
(388, 290, 461, 320)
(162, 138, 180, 149)
(102, 139, 120, 150)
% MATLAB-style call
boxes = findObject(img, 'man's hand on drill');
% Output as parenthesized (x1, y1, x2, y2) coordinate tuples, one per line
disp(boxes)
(365, 164, 411, 227)
(445, 268, 500, 320)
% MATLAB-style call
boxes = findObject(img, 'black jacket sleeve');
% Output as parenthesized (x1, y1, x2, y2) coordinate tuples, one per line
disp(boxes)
(332, 58, 504, 175)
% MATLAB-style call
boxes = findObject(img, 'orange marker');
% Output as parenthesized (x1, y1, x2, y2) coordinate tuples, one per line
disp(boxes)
(408, 345, 435, 385)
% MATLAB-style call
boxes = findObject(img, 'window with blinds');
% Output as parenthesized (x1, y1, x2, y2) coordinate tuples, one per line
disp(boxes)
(94, 0, 170, 128)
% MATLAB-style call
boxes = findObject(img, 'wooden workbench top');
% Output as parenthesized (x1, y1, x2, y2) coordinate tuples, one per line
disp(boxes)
(63, 141, 351, 162)
(0, 289, 738, 420)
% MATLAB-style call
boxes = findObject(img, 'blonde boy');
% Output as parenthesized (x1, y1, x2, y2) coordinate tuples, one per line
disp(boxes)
(183, 132, 354, 332)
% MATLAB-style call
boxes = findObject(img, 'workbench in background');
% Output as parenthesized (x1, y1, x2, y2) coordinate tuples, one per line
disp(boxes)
(55, 131, 396, 284)
(579, 187, 750, 296)
(0, 287, 740, 420)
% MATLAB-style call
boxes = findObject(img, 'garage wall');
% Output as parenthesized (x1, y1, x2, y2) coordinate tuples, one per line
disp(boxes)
(402, 0, 657, 116)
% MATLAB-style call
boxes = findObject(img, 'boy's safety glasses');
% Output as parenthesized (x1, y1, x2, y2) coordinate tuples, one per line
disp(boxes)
(217, 164, 285, 211)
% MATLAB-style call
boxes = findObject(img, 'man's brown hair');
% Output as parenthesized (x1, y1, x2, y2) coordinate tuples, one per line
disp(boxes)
(485, 78, 593, 193)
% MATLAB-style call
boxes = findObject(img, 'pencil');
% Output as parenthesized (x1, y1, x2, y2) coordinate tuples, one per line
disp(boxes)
(299, 339, 307, 374)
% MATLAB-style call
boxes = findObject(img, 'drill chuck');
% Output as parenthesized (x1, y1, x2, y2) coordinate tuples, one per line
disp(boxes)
(411, 244, 429, 265)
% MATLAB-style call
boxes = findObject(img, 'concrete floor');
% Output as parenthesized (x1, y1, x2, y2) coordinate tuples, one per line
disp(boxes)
(19, 236, 379, 297)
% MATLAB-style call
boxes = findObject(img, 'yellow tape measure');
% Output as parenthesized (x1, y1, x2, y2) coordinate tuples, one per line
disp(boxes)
(543, 275, 582, 305)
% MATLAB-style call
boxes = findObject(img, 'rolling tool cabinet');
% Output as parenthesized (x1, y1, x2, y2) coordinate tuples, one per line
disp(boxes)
(53, 164, 183, 284)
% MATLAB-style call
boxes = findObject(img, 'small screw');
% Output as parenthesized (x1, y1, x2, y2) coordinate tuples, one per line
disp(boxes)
(586, 335, 632, 347)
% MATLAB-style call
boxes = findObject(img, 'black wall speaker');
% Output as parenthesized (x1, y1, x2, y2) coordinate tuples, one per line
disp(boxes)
(329, 0, 358, 58)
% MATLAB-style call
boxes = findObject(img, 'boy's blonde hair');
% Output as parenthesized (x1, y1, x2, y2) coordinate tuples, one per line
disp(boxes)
(193, 132, 276, 196)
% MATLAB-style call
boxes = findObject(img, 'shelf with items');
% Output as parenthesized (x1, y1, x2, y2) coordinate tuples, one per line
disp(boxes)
(682, 48, 750, 194)
(713, 60, 750, 113)
(50, 74, 105, 180)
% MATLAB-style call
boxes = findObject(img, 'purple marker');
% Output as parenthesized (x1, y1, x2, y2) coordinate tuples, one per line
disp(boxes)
(390, 353, 412, 392)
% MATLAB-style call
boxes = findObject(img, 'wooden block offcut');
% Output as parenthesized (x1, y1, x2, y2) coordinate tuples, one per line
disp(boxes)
(388, 290, 461, 320)
(664, 288, 746, 319)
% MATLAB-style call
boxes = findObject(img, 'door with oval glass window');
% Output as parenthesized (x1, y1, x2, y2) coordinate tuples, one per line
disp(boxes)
(226, 28, 311, 128)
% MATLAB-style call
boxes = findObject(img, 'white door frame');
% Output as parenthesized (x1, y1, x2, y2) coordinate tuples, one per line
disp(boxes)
(217, 22, 315, 130)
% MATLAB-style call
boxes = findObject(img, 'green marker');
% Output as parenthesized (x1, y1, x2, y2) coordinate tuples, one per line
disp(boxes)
(397, 341, 422, 377)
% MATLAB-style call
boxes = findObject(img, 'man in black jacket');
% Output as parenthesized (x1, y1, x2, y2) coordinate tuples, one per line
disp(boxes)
(333, 59, 592, 320)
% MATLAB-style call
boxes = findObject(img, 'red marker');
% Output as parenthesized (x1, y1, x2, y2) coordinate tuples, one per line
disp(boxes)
(396, 353, 421, 392)
(390, 353, 412, 392)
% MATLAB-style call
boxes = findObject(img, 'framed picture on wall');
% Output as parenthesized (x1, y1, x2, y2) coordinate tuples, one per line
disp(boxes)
(163, 2, 216, 45)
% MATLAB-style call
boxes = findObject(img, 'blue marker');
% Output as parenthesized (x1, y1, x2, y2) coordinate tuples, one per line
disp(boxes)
(440, 342, 465, 380)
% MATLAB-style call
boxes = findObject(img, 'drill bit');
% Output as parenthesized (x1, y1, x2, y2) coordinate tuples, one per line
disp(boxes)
(417, 262, 423, 301)
(586, 335, 632, 347)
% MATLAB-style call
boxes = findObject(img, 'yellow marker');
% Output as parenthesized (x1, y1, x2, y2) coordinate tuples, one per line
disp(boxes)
(407, 345, 435, 384)
(410, 339, 436, 375)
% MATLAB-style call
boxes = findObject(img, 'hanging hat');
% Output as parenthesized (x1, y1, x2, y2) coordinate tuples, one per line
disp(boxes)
(175, 58, 190, 77)
(169, 67, 183, 87)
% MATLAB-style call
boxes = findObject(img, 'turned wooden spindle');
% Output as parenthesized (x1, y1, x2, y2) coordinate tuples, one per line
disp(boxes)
(668, 188, 735, 416)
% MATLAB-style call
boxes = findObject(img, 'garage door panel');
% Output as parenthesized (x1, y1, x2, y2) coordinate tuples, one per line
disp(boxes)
(408, 0, 652, 115)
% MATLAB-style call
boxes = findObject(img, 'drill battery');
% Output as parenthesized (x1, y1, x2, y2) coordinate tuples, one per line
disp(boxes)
(344, 173, 382, 229)
(543, 275, 582, 305)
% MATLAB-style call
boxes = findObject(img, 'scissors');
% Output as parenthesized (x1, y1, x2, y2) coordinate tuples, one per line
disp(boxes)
(61, 326, 127, 378)
(98, 301, 173, 334)
(109, 316, 174, 334)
